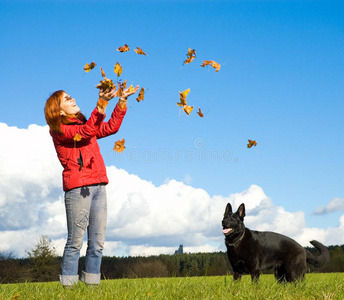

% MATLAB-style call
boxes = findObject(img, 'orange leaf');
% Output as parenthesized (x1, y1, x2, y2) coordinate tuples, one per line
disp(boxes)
(100, 67, 106, 77)
(247, 140, 257, 148)
(134, 47, 146, 55)
(114, 62, 123, 77)
(200, 60, 212, 67)
(211, 61, 221, 72)
(177, 89, 194, 115)
(177, 88, 190, 107)
(183, 105, 194, 115)
(181, 88, 190, 100)
(116, 80, 127, 97)
(83, 61, 96, 72)
(184, 56, 193, 64)
(136, 87, 145, 102)
(197, 108, 204, 117)
(96, 77, 115, 90)
(201, 60, 221, 72)
(117, 44, 130, 52)
(73, 133, 82, 142)
(184, 48, 196, 64)
(114, 139, 126, 153)
(181, 89, 190, 102)
(187, 48, 196, 57)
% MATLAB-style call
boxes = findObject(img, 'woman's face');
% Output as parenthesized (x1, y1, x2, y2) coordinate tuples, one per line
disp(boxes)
(60, 92, 80, 116)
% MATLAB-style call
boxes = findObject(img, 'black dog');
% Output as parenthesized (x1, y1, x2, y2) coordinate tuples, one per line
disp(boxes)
(222, 203, 329, 282)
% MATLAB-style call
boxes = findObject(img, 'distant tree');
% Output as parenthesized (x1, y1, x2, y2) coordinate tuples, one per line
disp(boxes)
(26, 236, 60, 282)
(206, 252, 229, 276)
(325, 246, 344, 273)
(128, 259, 169, 278)
(0, 251, 28, 283)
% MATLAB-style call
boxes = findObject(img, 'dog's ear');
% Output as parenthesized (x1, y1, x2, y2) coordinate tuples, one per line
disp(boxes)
(238, 203, 246, 219)
(224, 203, 232, 216)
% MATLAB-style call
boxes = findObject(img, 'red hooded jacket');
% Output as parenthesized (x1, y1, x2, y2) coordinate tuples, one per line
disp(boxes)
(51, 104, 127, 191)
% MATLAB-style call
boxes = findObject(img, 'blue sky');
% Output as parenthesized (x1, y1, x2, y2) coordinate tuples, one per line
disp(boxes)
(0, 0, 343, 257)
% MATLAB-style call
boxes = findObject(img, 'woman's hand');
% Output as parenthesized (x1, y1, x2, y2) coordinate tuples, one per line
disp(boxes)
(97, 87, 117, 114)
(117, 85, 140, 109)
(99, 86, 117, 101)
(118, 85, 140, 99)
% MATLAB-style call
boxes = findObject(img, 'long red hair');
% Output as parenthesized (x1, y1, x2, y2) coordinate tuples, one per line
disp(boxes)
(44, 90, 85, 133)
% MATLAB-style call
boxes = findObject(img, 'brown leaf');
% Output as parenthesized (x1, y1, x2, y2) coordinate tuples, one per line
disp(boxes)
(116, 80, 127, 97)
(184, 48, 196, 64)
(96, 77, 115, 90)
(247, 140, 257, 148)
(83, 62, 96, 72)
(136, 87, 145, 102)
(197, 108, 204, 117)
(117, 44, 130, 52)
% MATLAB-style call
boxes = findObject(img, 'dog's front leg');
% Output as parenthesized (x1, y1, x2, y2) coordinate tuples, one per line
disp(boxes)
(233, 271, 242, 281)
(250, 270, 260, 282)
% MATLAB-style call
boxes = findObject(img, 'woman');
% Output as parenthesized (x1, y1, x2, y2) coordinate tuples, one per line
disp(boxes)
(44, 85, 138, 286)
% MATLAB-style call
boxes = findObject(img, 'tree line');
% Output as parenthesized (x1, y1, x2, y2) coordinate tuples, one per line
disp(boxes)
(1, 236, 344, 284)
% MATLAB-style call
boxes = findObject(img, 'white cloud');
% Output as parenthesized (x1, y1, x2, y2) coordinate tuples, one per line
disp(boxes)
(313, 197, 344, 215)
(0, 122, 344, 258)
(183, 174, 192, 185)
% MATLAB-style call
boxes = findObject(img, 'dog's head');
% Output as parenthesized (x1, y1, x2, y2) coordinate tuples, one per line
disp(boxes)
(222, 203, 246, 237)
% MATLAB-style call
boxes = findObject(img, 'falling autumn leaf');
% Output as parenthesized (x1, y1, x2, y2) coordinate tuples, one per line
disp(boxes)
(201, 60, 221, 72)
(100, 67, 106, 77)
(83, 62, 96, 72)
(177, 88, 190, 106)
(136, 87, 145, 102)
(177, 99, 186, 107)
(183, 105, 194, 115)
(177, 89, 194, 115)
(211, 61, 221, 72)
(114, 139, 126, 153)
(180, 88, 190, 99)
(134, 47, 147, 55)
(96, 77, 115, 90)
(114, 62, 123, 77)
(184, 56, 195, 64)
(73, 133, 82, 142)
(247, 140, 257, 148)
(184, 48, 196, 64)
(197, 108, 204, 117)
(187, 48, 196, 56)
(116, 80, 127, 97)
(200, 60, 212, 67)
(117, 44, 130, 52)
(128, 85, 135, 93)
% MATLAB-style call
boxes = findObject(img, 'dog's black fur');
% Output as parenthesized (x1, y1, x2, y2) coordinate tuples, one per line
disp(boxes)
(222, 203, 329, 282)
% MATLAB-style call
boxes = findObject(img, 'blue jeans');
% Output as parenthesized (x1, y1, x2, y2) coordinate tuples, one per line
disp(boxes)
(60, 184, 107, 286)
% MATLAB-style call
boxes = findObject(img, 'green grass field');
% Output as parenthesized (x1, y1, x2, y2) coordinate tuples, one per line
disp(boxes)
(1, 273, 343, 300)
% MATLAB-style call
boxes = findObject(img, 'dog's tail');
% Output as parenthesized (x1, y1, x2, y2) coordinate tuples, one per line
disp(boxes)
(306, 240, 330, 268)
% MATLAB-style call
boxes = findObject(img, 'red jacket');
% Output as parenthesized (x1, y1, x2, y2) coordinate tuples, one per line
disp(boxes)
(51, 104, 127, 191)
